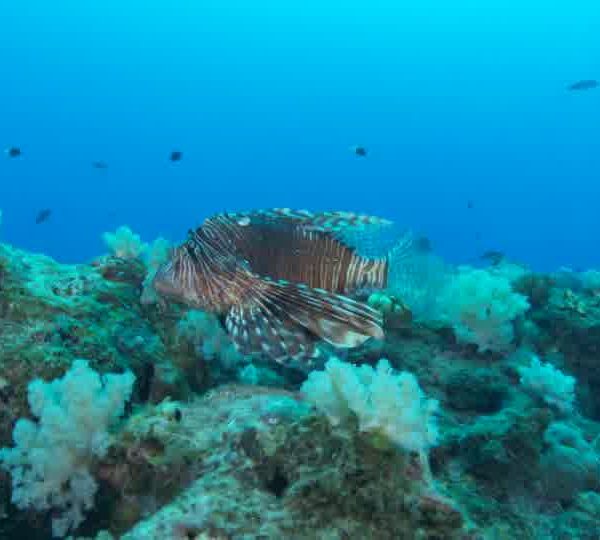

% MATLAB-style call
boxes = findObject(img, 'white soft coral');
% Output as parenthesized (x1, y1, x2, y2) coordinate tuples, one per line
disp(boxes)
(102, 225, 148, 259)
(0, 360, 135, 537)
(301, 357, 438, 455)
(441, 266, 530, 352)
(519, 355, 576, 413)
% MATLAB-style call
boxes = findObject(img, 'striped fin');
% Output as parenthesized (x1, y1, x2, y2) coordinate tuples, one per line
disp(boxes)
(226, 208, 393, 234)
(226, 303, 317, 363)
(267, 281, 384, 346)
(225, 278, 383, 364)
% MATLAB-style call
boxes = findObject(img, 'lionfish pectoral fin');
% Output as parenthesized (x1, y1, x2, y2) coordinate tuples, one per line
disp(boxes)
(225, 302, 317, 364)
(257, 280, 383, 348)
(274, 283, 384, 347)
(314, 318, 375, 348)
(225, 279, 384, 364)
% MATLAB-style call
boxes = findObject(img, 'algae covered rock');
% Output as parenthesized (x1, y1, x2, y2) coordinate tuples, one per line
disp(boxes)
(110, 386, 469, 540)
(441, 402, 552, 499)
(529, 284, 600, 418)
(0, 245, 190, 430)
(444, 368, 508, 414)
(2, 242, 600, 540)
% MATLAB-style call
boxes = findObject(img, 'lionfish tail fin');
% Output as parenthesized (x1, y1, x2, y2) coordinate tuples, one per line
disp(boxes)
(225, 279, 383, 364)
(387, 229, 416, 265)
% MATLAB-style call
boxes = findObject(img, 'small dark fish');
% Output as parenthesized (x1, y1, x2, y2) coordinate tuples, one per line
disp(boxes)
(35, 209, 52, 225)
(467, 200, 474, 209)
(480, 250, 505, 266)
(92, 161, 108, 169)
(170, 150, 183, 162)
(152, 208, 407, 364)
(415, 236, 432, 253)
(5, 147, 21, 158)
(568, 79, 598, 91)
(351, 146, 368, 157)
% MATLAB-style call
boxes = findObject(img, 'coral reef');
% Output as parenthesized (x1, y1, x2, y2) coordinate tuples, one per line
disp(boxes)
(0, 243, 599, 539)
(0, 361, 135, 537)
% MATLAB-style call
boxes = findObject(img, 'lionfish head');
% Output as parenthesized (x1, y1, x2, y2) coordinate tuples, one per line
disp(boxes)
(152, 246, 203, 308)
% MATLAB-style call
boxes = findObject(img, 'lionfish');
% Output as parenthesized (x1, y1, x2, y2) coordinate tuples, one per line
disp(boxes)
(153, 208, 412, 363)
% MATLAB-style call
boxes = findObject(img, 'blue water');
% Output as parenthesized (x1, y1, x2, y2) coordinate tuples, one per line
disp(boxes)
(0, 0, 598, 270)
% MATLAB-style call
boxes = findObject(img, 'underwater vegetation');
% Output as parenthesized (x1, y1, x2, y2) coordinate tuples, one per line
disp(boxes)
(0, 212, 599, 539)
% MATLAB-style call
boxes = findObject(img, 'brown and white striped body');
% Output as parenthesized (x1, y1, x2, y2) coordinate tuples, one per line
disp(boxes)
(153, 208, 402, 364)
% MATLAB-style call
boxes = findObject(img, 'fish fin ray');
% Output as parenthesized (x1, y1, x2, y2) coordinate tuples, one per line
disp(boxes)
(268, 281, 384, 346)
(225, 279, 383, 363)
(226, 289, 316, 363)
(227, 208, 412, 260)
(228, 208, 393, 234)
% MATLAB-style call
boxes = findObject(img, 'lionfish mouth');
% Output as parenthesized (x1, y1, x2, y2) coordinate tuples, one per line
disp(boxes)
(152, 246, 207, 308)
(152, 265, 178, 298)
(152, 252, 188, 301)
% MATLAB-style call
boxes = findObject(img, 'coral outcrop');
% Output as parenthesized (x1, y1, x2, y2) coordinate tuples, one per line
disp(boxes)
(0, 244, 599, 539)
